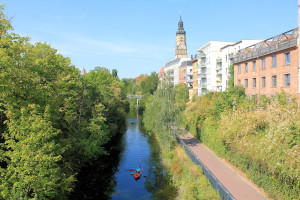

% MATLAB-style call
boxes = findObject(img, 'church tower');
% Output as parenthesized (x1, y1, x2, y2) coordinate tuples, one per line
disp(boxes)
(175, 13, 187, 59)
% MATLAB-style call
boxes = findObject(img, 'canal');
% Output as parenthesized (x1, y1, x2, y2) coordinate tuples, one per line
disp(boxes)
(69, 111, 177, 199)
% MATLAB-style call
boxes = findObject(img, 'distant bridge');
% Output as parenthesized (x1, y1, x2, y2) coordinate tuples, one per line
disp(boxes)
(127, 95, 144, 99)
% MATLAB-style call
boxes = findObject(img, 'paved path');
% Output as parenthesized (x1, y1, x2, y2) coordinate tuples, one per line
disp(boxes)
(178, 132, 268, 200)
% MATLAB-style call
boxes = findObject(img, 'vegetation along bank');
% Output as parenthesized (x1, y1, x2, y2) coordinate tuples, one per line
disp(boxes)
(0, 7, 126, 199)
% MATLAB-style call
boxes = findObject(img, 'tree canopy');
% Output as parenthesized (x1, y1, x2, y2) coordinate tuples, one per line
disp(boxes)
(0, 6, 126, 199)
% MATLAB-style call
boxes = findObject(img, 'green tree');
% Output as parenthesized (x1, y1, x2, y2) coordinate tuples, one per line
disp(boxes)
(1, 105, 75, 199)
(140, 72, 159, 95)
(0, 6, 126, 198)
(228, 64, 234, 88)
(112, 69, 118, 78)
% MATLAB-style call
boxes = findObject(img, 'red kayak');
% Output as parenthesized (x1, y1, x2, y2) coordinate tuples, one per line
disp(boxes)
(134, 170, 141, 179)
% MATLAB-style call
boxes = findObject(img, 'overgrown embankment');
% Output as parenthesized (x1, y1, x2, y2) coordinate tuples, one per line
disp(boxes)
(182, 90, 299, 200)
(143, 80, 221, 200)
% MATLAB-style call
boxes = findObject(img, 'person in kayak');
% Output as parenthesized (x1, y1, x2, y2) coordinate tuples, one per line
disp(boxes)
(135, 166, 141, 174)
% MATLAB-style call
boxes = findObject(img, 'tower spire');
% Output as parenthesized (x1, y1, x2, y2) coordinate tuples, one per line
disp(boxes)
(180, 9, 182, 21)
(177, 10, 185, 35)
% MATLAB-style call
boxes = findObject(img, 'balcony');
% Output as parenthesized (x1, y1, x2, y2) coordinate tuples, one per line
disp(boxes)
(229, 53, 235, 59)
(216, 65, 222, 71)
(234, 28, 298, 64)
(216, 58, 222, 63)
(216, 82, 222, 87)
(200, 61, 206, 67)
(199, 73, 207, 78)
(200, 83, 207, 88)
(199, 52, 206, 58)
(187, 71, 193, 75)
(217, 70, 222, 75)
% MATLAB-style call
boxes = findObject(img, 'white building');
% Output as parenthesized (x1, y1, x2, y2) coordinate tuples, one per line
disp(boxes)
(197, 41, 234, 95)
(164, 57, 191, 85)
(218, 40, 263, 91)
(196, 40, 264, 95)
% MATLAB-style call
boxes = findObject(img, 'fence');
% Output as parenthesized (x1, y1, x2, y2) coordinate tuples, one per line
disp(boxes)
(172, 131, 235, 200)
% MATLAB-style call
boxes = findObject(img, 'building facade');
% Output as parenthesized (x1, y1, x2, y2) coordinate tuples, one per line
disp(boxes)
(234, 28, 299, 99)
(192, 55, 198, 95)
(196, 41, 234, 95)
(218, 40, 263, 91)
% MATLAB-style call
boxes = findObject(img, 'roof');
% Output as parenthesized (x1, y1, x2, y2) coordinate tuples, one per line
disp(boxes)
(165, 58, 181, 68)
(180, 61, 192, 67)
(158, 66, 165, 78)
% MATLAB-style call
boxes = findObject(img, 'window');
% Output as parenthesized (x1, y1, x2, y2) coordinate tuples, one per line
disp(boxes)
(272, 75, 277, 87)
(238, 79, 241, 87)
(190, 69, 192, 73)
(285, 74, 290, 87)
(261, 77, 266, 88)
(226, 80, 228, 87)
(272, 55, 277, 67)
(238, 64, 241, 74)
(285, 52, 290, 65)
(262, 58, 266, 70)
(253, 61, 256, 71)
(253, 78, 256, 88)
(245, 79, 248, 88)
(184, 69, 186, 73)
(245, 63, 248, 72)
(184, 76, 186, 80)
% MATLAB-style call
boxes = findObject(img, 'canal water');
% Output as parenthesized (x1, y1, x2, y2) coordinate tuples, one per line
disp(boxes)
(69, 111, 177, 199)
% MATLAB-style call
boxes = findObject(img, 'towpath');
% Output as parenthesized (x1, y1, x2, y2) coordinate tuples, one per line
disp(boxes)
(177, 131, 268, 200)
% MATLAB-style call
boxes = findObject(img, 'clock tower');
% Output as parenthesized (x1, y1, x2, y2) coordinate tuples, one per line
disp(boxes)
(175, 13, 187, 59)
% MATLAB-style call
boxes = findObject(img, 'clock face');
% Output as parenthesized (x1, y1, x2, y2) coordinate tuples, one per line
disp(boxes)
(180, 44, 184, 49)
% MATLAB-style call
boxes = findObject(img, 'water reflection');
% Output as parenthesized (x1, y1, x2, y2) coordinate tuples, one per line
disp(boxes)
(69, 111, 177, 199)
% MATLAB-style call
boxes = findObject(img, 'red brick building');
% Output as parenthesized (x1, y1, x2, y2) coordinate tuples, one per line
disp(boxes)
(234, 28, 300, 99)
(179, 66, 187, 84)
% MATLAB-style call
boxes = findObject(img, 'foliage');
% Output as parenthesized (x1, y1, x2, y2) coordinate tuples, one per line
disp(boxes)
(122, 72, 159, 96)
(0, 6, 126, 199)
(183, 89, 299, 200)
(143, 75, 220, 199)
(162, 145, 220, 200)
(143, 75, 176, 150)
(140, 72, 159, 95)
(111, 68, 118, 78)
(228, 64, 234, 88)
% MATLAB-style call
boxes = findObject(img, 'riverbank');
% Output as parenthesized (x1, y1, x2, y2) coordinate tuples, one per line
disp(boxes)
(69, 111, 177, 199)
(161, 143, 221, 200)
(182, 91, 299, 200)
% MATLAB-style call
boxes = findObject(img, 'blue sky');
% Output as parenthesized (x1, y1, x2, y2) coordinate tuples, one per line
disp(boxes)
(2, 0, 298, 79)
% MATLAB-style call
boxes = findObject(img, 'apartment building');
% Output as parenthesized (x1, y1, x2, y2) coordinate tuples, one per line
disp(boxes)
(234, 28, 299, 99)
(164, 57, 191, 85)
(196, 41, 234, 95)
(218, 40, 263, 91)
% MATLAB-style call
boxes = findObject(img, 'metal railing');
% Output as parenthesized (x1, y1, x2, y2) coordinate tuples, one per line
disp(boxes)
(172, 131, 235, 200)
(199, 73, 207, 78)
(234, 28, 298, 64)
